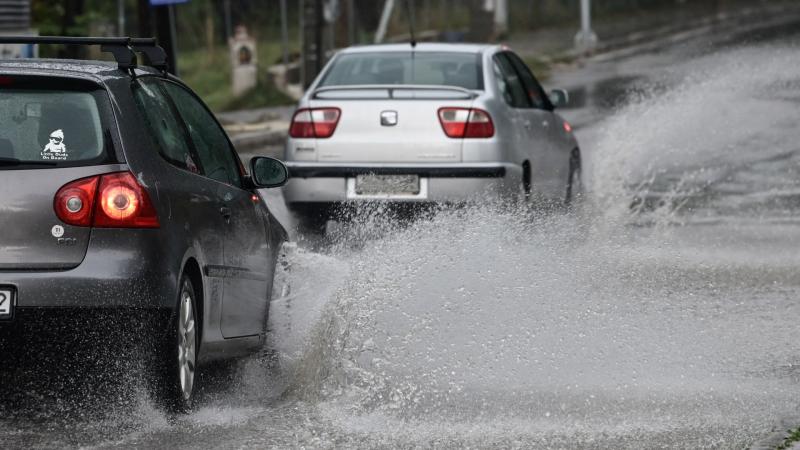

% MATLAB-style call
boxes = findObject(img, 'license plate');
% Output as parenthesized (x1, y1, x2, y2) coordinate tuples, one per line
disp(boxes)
(0, 288, 13, 319)
(355, 174, 420, 195)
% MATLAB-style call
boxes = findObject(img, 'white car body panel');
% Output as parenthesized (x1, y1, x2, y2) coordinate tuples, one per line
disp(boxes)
(282, 43, 580, 208)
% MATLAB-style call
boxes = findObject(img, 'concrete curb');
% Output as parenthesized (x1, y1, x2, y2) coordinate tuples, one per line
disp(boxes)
(228, 125, 287, 153)
(749, 416, 800, 450)
(217, 106, 294, 153)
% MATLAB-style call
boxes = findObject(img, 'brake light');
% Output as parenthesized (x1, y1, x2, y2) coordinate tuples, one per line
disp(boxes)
(289, 107, 341, 138)
(94, 172, 159, 228)
(563, 121, 573, 133)
(438, 107, 495, 138)
(54, 176, 99, 226)
(54, 171, 159, 228)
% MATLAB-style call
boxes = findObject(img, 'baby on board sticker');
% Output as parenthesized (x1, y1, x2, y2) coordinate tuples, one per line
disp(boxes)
(41, 129, 68, 161)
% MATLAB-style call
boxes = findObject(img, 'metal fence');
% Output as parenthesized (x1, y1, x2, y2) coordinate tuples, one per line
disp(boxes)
(0, 0, 30, 31)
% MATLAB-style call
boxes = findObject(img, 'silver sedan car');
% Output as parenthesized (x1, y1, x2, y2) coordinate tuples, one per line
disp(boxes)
(283, 43, 581, 228)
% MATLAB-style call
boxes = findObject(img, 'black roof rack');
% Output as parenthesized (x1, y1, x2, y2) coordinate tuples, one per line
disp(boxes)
(0, 36, 169, 74)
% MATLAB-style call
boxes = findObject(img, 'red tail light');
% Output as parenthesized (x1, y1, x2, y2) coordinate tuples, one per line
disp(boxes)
(289, 107, 341, 138)
(54, 176, 99, 227)
(438, 107, 494, 138)
(54, 171, 159, 228)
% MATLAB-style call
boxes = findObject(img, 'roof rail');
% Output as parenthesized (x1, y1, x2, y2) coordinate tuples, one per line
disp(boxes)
(0, 36, 169, 74)
(130, 38, 168, 72)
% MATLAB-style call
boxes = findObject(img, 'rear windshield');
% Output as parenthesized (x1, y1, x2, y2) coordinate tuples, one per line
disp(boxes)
(0, 79, 112, 169)
(319, 52, 484, 90)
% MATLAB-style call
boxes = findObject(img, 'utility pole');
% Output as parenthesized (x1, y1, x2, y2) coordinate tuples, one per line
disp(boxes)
(347, 0, 356, 45)
(493, 0, 508, 38)
(302, 0, 324, 88)
(574, 0, 597, 54)
(223, 0, 232, 40)
(280, 0, 289, 66)
(325, 0, 338, 51)
(167, 5, 179, 75)
(440, 0, 448, 30)
(374, 0, 395, 44)
(117, 0, 125, 35)
(138, 0, 179, 75)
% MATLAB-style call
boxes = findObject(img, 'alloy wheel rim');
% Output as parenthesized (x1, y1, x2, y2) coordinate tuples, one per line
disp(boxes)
(177, 289, 196, 401)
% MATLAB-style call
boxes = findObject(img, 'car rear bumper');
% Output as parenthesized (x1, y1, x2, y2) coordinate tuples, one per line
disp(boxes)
(0, 229, 175, 312)
(0, 307, 170, 341)
(283, 162, 523, 204)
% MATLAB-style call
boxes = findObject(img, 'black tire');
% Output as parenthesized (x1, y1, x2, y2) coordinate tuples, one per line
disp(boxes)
(565, 149, 583, 205)
(522, 161, 532, 200)
(156, 275, 199, 412)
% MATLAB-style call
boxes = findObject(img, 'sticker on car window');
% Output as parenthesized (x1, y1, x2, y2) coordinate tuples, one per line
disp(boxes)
(41, 129, 68, 160)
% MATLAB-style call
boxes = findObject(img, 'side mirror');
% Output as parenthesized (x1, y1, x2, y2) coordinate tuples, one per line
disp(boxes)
(549, 89, 569, 108)
(250, 156, 289, 188)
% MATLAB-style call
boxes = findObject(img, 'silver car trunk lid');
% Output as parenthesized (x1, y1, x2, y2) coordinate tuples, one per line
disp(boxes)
(0, 166, 115, 270)
(310, 87, 474, 163)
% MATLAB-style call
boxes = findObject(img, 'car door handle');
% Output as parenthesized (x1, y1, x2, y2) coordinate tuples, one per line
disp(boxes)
(219, 206, 232, 220)
(523, 121, 532, 129)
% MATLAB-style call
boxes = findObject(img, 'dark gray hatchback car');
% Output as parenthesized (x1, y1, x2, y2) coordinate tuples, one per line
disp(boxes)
(0, 37, 289, 409)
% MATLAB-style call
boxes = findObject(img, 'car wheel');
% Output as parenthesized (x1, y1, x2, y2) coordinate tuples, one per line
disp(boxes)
(516, 161, 533, 207)
(159, 276, 199, 412)
(565, 149, 583, 205)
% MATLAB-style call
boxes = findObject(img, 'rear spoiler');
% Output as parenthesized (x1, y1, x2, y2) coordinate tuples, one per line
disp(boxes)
(312, 84, 477, 100)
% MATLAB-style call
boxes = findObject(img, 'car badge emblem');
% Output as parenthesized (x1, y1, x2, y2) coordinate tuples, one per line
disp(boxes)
(380, 110, 398, 126)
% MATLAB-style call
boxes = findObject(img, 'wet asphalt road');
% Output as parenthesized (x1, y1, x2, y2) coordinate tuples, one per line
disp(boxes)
(5, 15, 800, 450)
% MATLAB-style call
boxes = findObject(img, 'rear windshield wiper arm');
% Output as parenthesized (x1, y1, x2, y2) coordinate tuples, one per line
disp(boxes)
(0, 157, 58, 167)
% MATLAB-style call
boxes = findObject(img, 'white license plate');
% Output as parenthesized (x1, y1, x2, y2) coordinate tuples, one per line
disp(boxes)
(0, 288, 13, 318)
(355, 174, 420, 195)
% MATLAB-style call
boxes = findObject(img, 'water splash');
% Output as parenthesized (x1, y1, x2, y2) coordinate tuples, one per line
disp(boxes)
(589, 45, 800, 225)
(265, 44, 800, 448)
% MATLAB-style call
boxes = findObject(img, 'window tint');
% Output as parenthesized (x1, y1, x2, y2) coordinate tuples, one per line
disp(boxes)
(0, 82, 111, 169)
(132, 79, 199, 173)
(320, 52, 484, 90)
(505, 52, 552, 110)
(492, 54, 529, 108)
(163, 83, 241, 187)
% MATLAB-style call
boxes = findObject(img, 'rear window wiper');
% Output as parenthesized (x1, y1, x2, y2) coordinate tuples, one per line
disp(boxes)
(0, 157, 58, 167)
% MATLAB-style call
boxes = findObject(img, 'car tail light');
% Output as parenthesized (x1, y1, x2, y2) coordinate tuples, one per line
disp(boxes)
(438, 107, 495, 138)
(289, 107, 341, 138)
(54, 171, 159, 228)
(94, 172, 159, 228)
(54, 176, 99, 226)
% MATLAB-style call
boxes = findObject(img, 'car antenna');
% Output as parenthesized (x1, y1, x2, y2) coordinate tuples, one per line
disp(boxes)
(405, 0, 417, 48)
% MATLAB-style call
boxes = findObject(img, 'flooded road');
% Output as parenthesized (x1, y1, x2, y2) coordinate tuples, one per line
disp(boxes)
(5, 25, 800, 450)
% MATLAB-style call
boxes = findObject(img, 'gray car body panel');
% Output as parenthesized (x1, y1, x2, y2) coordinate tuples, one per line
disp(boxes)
(283, 43, 580, 205)
(0, 59, 287, 363)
